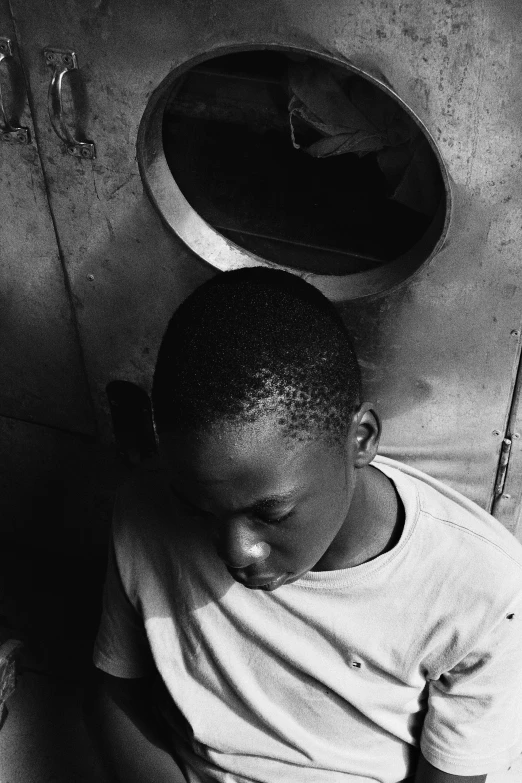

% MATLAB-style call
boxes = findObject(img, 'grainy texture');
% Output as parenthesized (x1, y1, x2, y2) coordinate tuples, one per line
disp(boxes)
(0, 673, 112, 783)
(0, 0, 94, 434)
(0, 414, 124, 779)
(7, 0, 522, 528)
(0, 6, 522, 781)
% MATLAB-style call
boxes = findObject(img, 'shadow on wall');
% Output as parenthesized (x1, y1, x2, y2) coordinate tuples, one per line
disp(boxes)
(0, 674, 112, 783)
(72, 191, 214, 423)
(0, 416, 126, 782)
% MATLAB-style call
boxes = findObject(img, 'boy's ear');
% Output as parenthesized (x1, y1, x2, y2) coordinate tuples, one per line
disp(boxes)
(348, 402, 381, 468)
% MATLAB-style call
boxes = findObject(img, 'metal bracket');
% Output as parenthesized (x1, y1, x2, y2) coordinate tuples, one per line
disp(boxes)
(494, 437, 512, 498)
(0, 37, 30, 144)
(491, 329, 522, 518)
(44, 47, 95, 159)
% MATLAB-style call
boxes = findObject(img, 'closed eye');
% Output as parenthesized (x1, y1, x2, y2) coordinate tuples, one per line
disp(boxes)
(259, 510, 293, 525)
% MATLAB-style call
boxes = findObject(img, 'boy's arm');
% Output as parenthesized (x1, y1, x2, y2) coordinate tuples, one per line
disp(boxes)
(414, 753, 486, 783)
(84, 669, 186, 783)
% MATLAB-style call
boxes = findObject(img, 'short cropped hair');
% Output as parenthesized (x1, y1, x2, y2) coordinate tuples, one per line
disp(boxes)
(152, 267, 361, 444)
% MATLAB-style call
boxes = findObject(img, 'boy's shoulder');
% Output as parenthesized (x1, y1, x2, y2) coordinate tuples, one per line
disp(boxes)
(374, 454, 522, 596)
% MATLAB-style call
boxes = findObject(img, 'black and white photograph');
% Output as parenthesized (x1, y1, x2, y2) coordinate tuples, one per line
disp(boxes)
(0, 2, 521, 781)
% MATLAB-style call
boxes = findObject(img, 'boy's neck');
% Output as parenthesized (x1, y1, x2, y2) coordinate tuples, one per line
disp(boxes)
(312, 465, 405, 571)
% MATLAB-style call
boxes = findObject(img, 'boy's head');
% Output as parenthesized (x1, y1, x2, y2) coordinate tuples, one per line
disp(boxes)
(152, 267, 362, 445)
(152, 268, 382, 589)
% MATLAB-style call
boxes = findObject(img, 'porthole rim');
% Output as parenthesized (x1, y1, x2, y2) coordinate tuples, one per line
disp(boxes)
(137, 42, 452, 301)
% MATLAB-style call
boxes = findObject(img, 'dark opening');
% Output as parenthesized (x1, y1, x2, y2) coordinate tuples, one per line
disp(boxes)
(106, 381, 157, 466)
(162, 51, 446, 276)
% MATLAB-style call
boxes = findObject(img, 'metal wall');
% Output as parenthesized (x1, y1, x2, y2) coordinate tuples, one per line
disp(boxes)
(1, 5, 521, 777)
(0, 0, 93, 434)
(1, 0, 522, 541)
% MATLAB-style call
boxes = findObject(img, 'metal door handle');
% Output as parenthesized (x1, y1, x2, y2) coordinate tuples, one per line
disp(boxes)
(0, 37, 30, 144)
(44, 47, 95, 159)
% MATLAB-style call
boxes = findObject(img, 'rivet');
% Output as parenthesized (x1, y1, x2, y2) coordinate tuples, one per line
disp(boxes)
(67, 146, 75, 155)
(492, 430, 501, 436)
(514, 433, 521, 439)
(502, 493, 511, 499)
(87, 274, 94, 282)
(511, 330, 520, 337)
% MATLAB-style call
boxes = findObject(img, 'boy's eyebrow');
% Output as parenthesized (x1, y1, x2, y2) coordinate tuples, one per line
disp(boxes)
(249, 493, 298, 511)
(170, 485, 300, 514)
(231, 490, 304, 517)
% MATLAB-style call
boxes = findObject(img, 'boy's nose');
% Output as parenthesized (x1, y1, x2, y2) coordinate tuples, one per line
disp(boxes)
(217, 517, 270, 569)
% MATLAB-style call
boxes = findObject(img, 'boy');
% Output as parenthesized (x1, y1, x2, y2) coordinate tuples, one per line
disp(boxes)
(89, 268, 522, 783)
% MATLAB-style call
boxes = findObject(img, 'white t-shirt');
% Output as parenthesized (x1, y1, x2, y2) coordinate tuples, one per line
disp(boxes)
(94, 456, 522, 782)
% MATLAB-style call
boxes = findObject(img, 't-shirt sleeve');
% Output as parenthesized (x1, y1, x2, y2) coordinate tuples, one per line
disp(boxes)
(93, 530, 155, 679)
(420, 596, 522, 776)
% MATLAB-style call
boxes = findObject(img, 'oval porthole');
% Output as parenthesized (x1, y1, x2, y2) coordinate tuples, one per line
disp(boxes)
(138, 47, 450, 300)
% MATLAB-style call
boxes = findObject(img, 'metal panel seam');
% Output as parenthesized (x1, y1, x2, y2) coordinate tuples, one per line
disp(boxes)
(7, 0, 97, 438)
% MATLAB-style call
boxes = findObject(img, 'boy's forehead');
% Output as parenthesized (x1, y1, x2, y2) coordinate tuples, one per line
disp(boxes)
(161, 414, 288, 460)
(161, 422, 300, 480)
(160, 416, 343, 497)
(165, 438, 309, 515)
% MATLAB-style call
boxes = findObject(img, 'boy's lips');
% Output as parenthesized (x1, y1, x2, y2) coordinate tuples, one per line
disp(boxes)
(226, 567, 288, 591)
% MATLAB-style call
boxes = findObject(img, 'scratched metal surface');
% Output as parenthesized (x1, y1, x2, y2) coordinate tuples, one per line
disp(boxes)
(0, 0, 94, 433)
(8, 0, 214, 438)
(7, 0, 522, 530)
